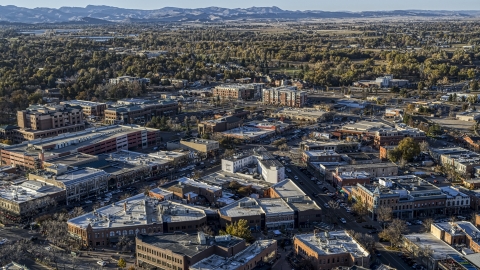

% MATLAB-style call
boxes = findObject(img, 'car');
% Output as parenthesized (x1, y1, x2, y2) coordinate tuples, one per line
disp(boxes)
(97, 261, 107, 267)
(375, 250, 381, 257)
(29, 236, 38, 241)
(415, 220, 423, 225)
(406, 221, 412, 226)
(294, 176, 298, 180)
(0, 239, 7, 245)
(368, 229, 378, 234)
(340, 218, 347, 224)
(85, 200, 93, 204)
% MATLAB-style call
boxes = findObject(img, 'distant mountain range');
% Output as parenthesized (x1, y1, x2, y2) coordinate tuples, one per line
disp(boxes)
(1, 5, 480, 24)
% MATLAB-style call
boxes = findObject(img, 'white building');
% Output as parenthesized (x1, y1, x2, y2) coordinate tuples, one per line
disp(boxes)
(221, 147, 285, 184)
(440, 186, 470, 215)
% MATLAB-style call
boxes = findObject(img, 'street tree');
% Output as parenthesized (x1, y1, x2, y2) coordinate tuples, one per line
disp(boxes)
(397, 137, 421, 161)
(352, 197, 369, 220)
(118, 257, 127, 269)
(423, 218, 434, 232)
(376, 205, 393, 229)
(379, 218, 409, 247)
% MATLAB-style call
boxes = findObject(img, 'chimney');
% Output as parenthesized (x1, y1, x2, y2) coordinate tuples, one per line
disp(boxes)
(188, 193, 191, 201)
(123, 201, 127, 213)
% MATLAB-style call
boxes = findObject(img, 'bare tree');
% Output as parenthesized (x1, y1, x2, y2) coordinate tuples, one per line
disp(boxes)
(419, 141, 430, 152)
(198, 225, 215, 236)
(120, 193, 132, 201)
(326, 200, 340, 223)
(376, 205, 393, 229)
(118, 235, 134, 252)
(352, 197, 369, 220)
(422, 218, 434, 232)
(69, 207, 86, 218)
(379, 218, 409, 247)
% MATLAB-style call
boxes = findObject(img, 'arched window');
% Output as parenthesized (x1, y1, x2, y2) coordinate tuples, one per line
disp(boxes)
(123, 230, 128, 235)
(129, 230, 134, 235)
(110, 231, 115, 237)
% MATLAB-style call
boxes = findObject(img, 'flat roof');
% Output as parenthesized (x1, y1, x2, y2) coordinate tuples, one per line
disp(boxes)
(139, 233, 212, 258)
(258, 198, 294, 215)
(273, 108, 326, 118)
(190, 239, 276, 270)
(222, 127, 275, 139)
(68, 189, 205, 229)
(52, 168, 108, 186)
(341, 121, 389, 132)
(177, 177, 222, 192)
(404, 233, 462, 260)
(219, 197, 265, 218)
(295, 231, 369, 257)
(270, 179, 305, 198)
(0, 180, 63, 204)
(305, 150, 340, 157)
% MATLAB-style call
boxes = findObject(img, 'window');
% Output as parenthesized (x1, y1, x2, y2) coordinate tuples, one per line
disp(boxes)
(110, 231, 115, 237)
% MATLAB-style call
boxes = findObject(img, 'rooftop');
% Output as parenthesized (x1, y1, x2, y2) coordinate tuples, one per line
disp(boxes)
(181, 138, 218, 146)
(49, 168, 108, 186)
(304, 150, 340, 157)
(0, 180, 63, 204)
(404, 233, 462, 260)
(222, 127, 275, 139)
(341, 121, 389, 132)
(68, 189, 205, 230)
(272, 108, 326, 118)
(219, 197, 265, 218)
(61, 100, 106, 106)
(270, 179, 306, 198)
(440, 186, 469, 199)
(336, 171, 371, 179)
(258, 198, 294, 215)
(295, 231, 369, 257)
(190, 239, 276, 270)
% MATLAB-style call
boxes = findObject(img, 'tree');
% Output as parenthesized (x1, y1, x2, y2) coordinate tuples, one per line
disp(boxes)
(118, 257, 127, 269)
(69, 207, 85, 218)
(397, 137, 421, 161)
(198, 225, 215, 236)
(376, 205, 393, 229)
(352, 197, 369, 220)
(419, 141, 430, 152)
(423, 218, 434, 232)
(387, 148, 402, 163)
(219, 219, 254, 243)
(379, 218, 409, 247)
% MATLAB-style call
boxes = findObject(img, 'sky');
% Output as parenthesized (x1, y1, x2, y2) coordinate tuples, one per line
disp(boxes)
(3, 0, 480, 11)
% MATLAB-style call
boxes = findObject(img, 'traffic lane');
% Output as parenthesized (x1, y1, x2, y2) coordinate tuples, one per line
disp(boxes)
(377, 243, 410, 270)
(286, 166, 361, 231)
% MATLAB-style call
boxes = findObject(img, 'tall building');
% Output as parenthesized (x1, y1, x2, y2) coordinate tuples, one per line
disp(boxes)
(262, 86, 307, 107)
(16, 104, 85, 141)
(60, 100, 107, 118)
(213, 84, 263, 100)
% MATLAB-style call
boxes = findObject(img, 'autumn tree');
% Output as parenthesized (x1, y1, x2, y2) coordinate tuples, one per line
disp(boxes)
(220, 219, 254, 243)
(352, 197, 369, 220)
(376, 205, 393, 229)
(118, 257, 127, 269)
(379, 218, 409, 247)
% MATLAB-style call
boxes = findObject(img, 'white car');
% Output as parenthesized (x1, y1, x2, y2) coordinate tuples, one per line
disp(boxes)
(294, 176, 298, 180)
(0, 238, 7, 245)
(406, 221, 412, 226)
(97, 261, 107, 267)
(85, 200, 92, 204)
(324, 203, 330, 208)
(340, 218, 347, 224)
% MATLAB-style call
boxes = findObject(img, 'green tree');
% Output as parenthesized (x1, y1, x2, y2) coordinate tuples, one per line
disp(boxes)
(397, 137, 421, 161)
(387, 148, 402, 163)
(219, 219, 254, 243)
(118, 257, 127, 268)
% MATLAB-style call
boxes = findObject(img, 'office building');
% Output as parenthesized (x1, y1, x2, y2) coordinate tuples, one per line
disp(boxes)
(61, 100, 107, 118)
(104, 99, 178, 125)
(262, 86, 307, 107)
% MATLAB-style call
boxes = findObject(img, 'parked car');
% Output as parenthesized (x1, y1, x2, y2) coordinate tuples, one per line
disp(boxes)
(97, 261, 107, 267)
(339, 218, 347, 224)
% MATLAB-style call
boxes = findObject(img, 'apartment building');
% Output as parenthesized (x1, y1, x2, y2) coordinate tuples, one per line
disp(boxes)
(294, 231, 370, 269)
(373, 128, 426, 148)
(67, 190, 207, 247)
(104, 99, 178, 124)
(16, 104, 85, 141)
(0, 180, 65, 223)
(28, 166, 109, 205)
(61, 100, 107, 118)
(190, 239, 277, 270)
(352, 175, 446, 219)
(262, 86, 307, 107)
(213, 84, 252, 100)
(440, 186, 470, 215)
(0, 125, 162, 170)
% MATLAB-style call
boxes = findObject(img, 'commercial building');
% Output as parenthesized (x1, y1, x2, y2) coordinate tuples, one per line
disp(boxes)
(300, 140, 360, 153)
(439, 186, 470, 215)
(264, 179, 306, 199)
(294, 231, 370, 269)
(302, 150, 342, 163)
(431, 221, 480, 253)
(403, 233, 462, 270)
(385, 108, 403, 118)
(270, 108, 327, 122)
(262, 86, 307, 107)
(104, 99, 178, 124)
(197, 116, 243, 135)
(221, 126, 276, 142)
(162, 177, 222, 204)
(332, 171, 371, 188)
(16, 104, 85, 141)
(317, 162, 398, 183)
(60, 100, 107, 118)
(338, 121, 391, 136)
(221, 147, 285, 184)
(439, 148, 480, 178)
(0, 180, 65, 223)
(373, 128, 426, 148)
(0, 125, 162, 170)
(190, 239, 277, 270)
(28, 166, 109, 205)
(352, 175, 446, 219)
(379, 145, 397, 160)
(179, 139, 219, 154)
(354, 75, 408, 88)
(67, 189, 207, 247)
(456, 112, 480, 122)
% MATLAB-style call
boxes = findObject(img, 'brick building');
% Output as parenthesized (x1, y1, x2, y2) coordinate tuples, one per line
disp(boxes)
(294, 231, 370, 269)
(373, 128, 426, 148)
(352, 175, 446, 219)
(332, 171, 371, 188)
(61, 100, 107, 118)
(0, 125, 161, 170)
(302, 150, 343, 163)
(431, 221, 480, 253)
(162, 177, 222, 204)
